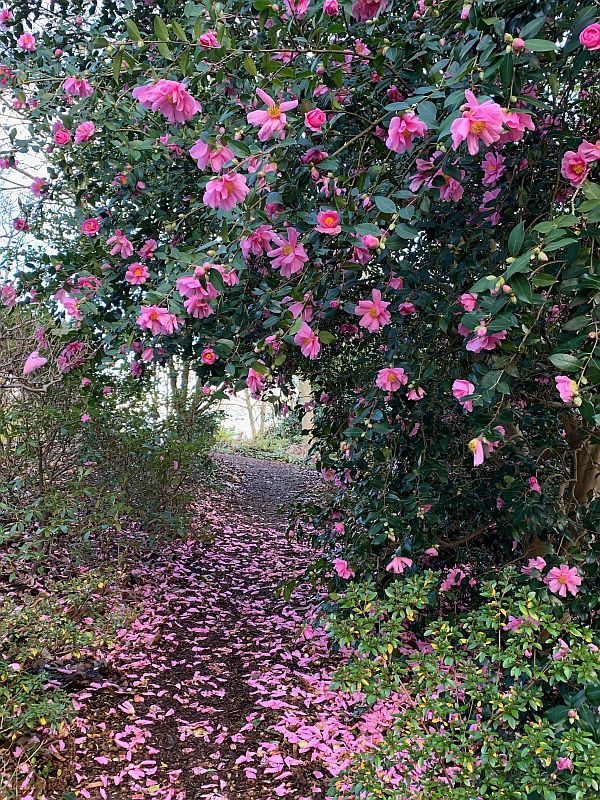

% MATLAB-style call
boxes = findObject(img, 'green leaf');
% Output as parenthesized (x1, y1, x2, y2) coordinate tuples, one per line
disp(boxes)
(157, 41, 173, 59)
(523, 38, 557, 52)
(505, 252, 532, 279)
(126, 19, 142, 41)
(548, 353, 583, 373)
(243, 54, 258, 77)
(112, 51, 123, 83)
(583, 182, 600, 201)
(393, 223, 418, 240)
(373, 196, 396, 214)
(508, 222, 525, 257)
(318, 330, 335, 344)
(172, 20, 188, 41)
(508, 273, 532, 303)
(154, 16, 170, 41)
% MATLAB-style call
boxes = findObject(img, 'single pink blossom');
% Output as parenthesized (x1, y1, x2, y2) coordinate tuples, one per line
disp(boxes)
(546, 564, 582, 597)
(333, 558, 355, 579)
(137, 305, 179, 336)
(17, 32, 36, 51)
(355, 289, 391, 333)
(452, 379, 475, 412)
(203, 172, 249, 211)
(189, 139, 234, 172)
(133, 79, 201, 124)
(580, 23, 600, 50)
(81, 217, 100, 236)
(74, 121, 95, 143)
(376, 367, 407, 392)
(386, 556, 413, 574)
(125, 262, 149, 285)
(561, 150, 590, 186)
(198, 30, 219, 48)
(267, 227, 309, 277)
(499, 110, 535, 144)
(528, 476, 542, 493)
(106, 229, 134, 257)
(555, 375, 580, 404)
(450, 90, 504, 155)
(481, 151, 505, 186)
(521, 557, 546, 575)
(294, 322, 321, 359)
(23, 350, 48, 375)
(247, 88, 298, 141)
(315, 209, 341, 234)
(386, 111, 428, 154)
(305, 108, 326, 131)
(63, 77, 93, 97)
(241, 225, 274, 259)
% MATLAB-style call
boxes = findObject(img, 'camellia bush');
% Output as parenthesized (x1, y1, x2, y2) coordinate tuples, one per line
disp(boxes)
(1, 0, 599, 797)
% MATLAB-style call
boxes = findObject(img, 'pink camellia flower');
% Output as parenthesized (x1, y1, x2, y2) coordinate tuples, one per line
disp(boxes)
(352, 0, 387, 23)
(201, 347, 218, 364)
(386, 111, 428, 154)
(63, 77, 94, 97)
(305, 108, 326, 131)
(246, 366, 266, 398)
(241, 225, 274, 259)
(107, 229, 134, 257)
(17, 32, 36, 51)
(512, 37, 525, 52)
(375, 367, 408, 392)
(81, 217, 100, 236)
(139, 238, 158, 260)
(189, 139, 234, 172)
(521, 556, 546, 575)
(81, 413, 91, 423)
(546, 564, 582, 597)
(323, 0, 339, 15)
(556, 757, 573, 771)
(362, 234, 379, 248)
(294, 322, 321, 359)
(0, 8, 13, 26)
(198, 30, 219, 48)
(450, 90, 504, 155)
(468, 436, 485, 466)
(465, 328, 507, 352)
(203, 172, 249, 211)
(460, 4, 471, 19)
(81, 377, 92, 388)
(561, 150, 590, 186)
(137, 305, 179, 336)
(125, 262, 149, 285)
(53, 126, 71, 146)
(315, 209, 341, 234)
(481, 151, 505, 186)
(132, 79, 201, 124)
(386, 556, 413, 574)
(74, 121, 95, 143)
(30, 177, 47, 197)
(580, 22, 600, 50)
(555, 375, 580, 405)
(579, 139, 600, 161)
(452, 379, 475, 412)
(247, 88, 298, 141)
(459, 292, 478, 311)
(300, 148, 328, 165)
(23, 350, 48, 375)
(355, 289, 391, 333)
(13, 217, 29, 232)
(499, 110, 535, 144)
(398, 302, 416, 316)
(528, 476, 542, 493)
(407, 387, 425, 401)
(267, 227, 309, 277)
(333, 558, 355, 579)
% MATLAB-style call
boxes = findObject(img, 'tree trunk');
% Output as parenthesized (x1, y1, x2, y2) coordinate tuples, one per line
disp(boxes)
(244, 390, 257, 439)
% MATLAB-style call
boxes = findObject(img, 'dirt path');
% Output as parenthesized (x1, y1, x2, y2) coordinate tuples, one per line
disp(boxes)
(56, 456, 335, 800)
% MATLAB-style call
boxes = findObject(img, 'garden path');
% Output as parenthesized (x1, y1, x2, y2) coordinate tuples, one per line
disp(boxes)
(59, 455, 338, 800)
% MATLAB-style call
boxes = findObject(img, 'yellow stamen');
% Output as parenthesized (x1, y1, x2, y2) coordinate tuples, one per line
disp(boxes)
(267, 105, 281, 118)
